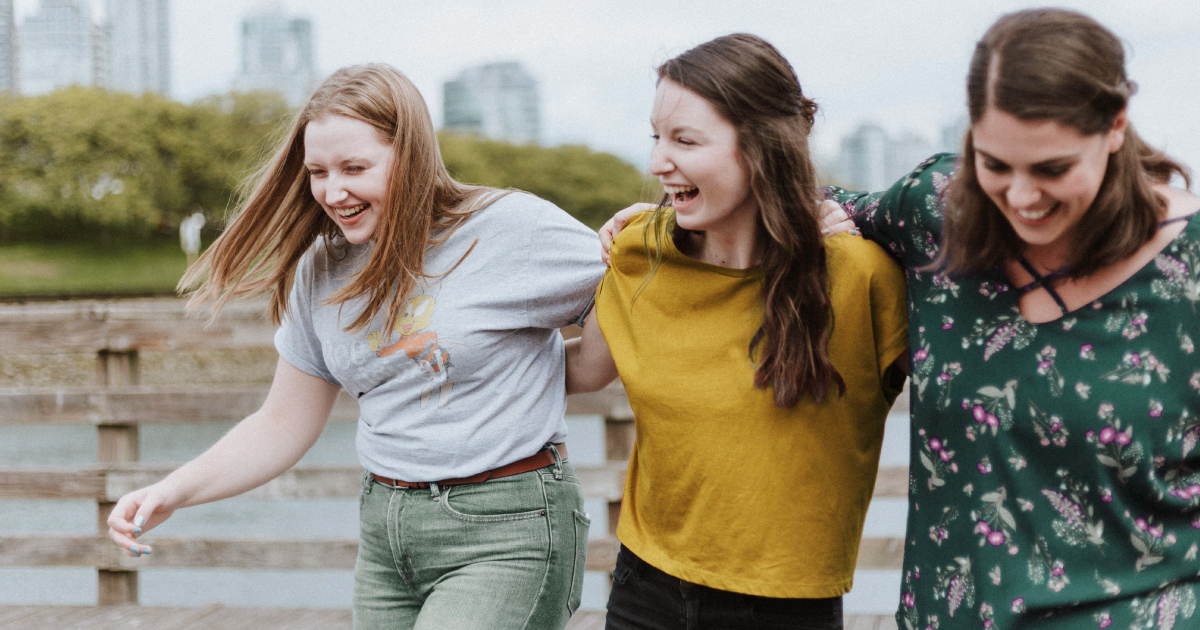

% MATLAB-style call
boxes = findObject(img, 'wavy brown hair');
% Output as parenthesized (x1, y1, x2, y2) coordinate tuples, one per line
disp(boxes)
(180, 64, 502, 331)
(939, 8, 1191, 277)
(644, 33, 844, 407)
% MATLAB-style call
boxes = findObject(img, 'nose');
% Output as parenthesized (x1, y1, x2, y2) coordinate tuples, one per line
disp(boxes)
(1005, 172, 1041, 209)
(324, 175, 349, 207)
(648, 142, 674, 177)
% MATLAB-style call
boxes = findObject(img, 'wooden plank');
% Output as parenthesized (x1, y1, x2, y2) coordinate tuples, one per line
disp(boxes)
(872, 466, 908, 499)
(0, 469, 108, 499)
(0, 386, 360, 426)
(566, 610, 606, 630)
(0, 534, 668, 571)
(0, 299, 277, 354)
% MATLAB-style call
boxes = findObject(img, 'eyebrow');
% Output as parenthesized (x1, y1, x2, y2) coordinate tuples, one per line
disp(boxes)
(304, 157, 369, 169)
(649, 120, 704, 137)
(976, 149, 1077, 169)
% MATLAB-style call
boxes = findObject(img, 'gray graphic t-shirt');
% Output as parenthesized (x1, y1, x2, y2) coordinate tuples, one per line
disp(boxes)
(275, 192, 605, 481)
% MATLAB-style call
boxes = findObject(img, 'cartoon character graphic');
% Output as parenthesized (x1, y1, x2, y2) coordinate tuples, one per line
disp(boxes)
(367, 294, 463, 409)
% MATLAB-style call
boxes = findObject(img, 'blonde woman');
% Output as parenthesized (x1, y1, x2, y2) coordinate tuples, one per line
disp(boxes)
(105, 65, 603, 629)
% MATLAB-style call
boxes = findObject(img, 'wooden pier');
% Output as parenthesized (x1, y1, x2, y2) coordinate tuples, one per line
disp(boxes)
(0, 298, 908, 628)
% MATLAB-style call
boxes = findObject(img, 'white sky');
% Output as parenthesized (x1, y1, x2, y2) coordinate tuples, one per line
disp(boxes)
(16, 0, 1200, 177)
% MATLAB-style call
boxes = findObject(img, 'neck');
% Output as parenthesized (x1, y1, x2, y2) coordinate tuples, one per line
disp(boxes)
(681, 212, 763, 269)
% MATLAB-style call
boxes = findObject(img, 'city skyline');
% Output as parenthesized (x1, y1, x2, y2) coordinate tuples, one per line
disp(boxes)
(7, 0, 1200, 178)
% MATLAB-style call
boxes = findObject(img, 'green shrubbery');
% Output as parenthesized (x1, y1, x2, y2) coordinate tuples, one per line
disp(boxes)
(0, 88, 650, 243)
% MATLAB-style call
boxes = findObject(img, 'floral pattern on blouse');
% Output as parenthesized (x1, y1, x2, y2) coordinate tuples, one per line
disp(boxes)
(826, 153, 1200, 630)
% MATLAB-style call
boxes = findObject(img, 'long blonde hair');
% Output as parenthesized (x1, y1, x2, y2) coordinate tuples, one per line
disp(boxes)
(181, 64, 502, 331)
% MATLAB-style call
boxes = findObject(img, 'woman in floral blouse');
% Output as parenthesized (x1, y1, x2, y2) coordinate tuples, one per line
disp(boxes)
(821, 8, 1200, 630)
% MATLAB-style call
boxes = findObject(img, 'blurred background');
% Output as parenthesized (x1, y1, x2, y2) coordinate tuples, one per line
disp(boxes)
(0, 0, 1196, 619)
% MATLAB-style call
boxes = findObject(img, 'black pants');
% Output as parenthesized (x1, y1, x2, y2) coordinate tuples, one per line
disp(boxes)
(605, 545, 843, 630)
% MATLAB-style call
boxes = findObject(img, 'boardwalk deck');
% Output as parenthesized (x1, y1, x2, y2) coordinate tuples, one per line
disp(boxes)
(0, 607, 899, 630)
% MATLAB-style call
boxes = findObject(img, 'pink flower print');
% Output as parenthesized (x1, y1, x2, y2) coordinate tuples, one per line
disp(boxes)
(1011, 598, 1025, 613)
(1080, 343, 1095, 360)
(937, 372, 951, 385)
(902, 592, 915, 608)
(987, 531, 1006, 546)
(1050, 560, 1065, 576)
(973, 405, 986, 422)
(1092, 301, 1103, 309)
(1189, 485, 1200, 497)
(1131, 314, 1148, 326)
(1075, 382, 1091, 399)
(986, 414, 999, 428)
(1166, 532, 1177, 545)
(1190, 372, 1200, 390)
(961, 399, 971, 410)
(976, 521, 992, 535)
(940, 449, 953, 462)
(1149, 524, 1163, 539)
(929, 438, 942, 451)
(1008, 545, 1020, 555)
(1050, 417, 1063, 432)
(1099, 427, 1115, 444)
(950, 463, 959, 473)
(1136, 518, 1148, 531)
(918, 428, 926, 436)
(1086, 430, 1096, 440)
(1100, 488, 1113, 503)
(1149, 400, 1163, 418)
(1098, 403, 1114, 419)
(913, 348, 928, 362)
(1098, 611, 1112, 628)
(914, 568, 921, 579)
(1192, 515, 1200, 529)
(978, 461, 992, 474)
(1115, 429, 1132, 446)
(1129, 352, 1141, 367)
(942, 316, 954, 330)
(1037, 360, 1052, 374)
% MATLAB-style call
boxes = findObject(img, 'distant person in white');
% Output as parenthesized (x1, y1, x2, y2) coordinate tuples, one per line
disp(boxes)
(106, 64, 604, 630)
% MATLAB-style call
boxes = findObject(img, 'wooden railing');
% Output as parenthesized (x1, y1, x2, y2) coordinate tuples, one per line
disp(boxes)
(0, 298, 908, 607)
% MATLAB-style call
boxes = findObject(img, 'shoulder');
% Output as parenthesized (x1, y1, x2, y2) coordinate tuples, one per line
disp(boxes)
(610, 209, 660, 260)
(826, 233, 904, 285)
(471, 190, 584, 230)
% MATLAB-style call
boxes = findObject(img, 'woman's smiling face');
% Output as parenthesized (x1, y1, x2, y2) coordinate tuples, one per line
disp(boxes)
(304, 114, 394, 244)
(649, 78, 756, 236)
(972, 106, 1127, 258)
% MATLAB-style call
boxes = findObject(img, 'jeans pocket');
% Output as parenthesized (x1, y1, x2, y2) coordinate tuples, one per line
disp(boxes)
(437, 475, 549, 523)
(610, 545, 635, 586)
(567, 509, 591, 614)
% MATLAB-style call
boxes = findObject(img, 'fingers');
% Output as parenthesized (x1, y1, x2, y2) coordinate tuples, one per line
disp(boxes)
(106, 491, 162, 558)
(819, 200, 850, 228)
(601, 203, 658, 266)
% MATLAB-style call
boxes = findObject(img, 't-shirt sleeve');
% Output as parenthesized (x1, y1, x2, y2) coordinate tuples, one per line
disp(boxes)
(822, 153, 957, 271)
(520, 198, 608, 329)
(273, 249, 341, 386)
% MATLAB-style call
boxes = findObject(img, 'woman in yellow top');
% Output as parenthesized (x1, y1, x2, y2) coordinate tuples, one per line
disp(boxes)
(566, 34, 909, 628)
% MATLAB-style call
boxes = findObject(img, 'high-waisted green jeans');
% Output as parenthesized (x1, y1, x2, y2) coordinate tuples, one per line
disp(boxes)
(353, 446, 590, 630)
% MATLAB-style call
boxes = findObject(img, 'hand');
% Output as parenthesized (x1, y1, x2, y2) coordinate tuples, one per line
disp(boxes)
(106, 481, 181, 558)
(600, 203, 657, 266)
(819, 200, 859, 237)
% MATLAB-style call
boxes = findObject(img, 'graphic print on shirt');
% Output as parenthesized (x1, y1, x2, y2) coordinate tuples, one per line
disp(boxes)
(367, 294, 465, 409)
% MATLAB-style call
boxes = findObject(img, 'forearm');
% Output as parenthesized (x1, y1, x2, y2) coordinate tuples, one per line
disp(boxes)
(565, 314, 619, 394)
(162, 406, 328, 508)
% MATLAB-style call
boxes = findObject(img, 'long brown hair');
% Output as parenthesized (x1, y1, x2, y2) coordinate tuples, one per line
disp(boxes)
(646, 33, 844, 407)
(939, 8, 1191, 277)
(180, 64, 501, 331)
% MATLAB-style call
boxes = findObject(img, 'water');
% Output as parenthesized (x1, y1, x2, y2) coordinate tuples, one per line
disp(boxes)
(0, 412, 911, 612)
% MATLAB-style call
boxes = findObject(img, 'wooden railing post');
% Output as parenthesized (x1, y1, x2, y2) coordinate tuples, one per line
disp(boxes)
(96, 349, 139, 605)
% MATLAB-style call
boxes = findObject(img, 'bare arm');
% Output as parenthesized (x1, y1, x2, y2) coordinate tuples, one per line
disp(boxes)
(565, 310, 618, 394)
(107, 358, 341, 555)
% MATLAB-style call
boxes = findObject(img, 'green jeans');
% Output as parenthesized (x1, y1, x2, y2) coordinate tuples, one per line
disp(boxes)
(353, 447, 590, 630)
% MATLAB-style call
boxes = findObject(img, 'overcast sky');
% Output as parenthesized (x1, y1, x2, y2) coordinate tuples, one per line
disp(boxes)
(16, 0, 1200, 178)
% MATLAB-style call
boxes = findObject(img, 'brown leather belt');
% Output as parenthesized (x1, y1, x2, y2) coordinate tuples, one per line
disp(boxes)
(370, 443, 568, 489)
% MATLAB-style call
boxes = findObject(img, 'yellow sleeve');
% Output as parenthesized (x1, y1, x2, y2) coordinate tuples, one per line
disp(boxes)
(867, 245, 910, 381)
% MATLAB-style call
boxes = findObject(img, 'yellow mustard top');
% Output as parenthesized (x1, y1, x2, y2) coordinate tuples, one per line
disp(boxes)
(595, 211, 908, 598)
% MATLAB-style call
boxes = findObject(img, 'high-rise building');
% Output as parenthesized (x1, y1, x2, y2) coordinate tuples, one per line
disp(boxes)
(19, 0, 96, 95)
(443, 62, 540, 144)
(838, 124, 890, 191)
(836, 124, 935, 190)
(234, 7, 316, 107)
(105, 0, 170, 95)
(0, 0, 16, 93)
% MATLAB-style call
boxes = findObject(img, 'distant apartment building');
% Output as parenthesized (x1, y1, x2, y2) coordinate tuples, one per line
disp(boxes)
(19, 0, 97, 95)
(443, 62, 540, 144)
(837, 123, 935, 190)
(105, 0, 170, 95)
(0, 0, 16, 92)
(234, 8, 317, 107)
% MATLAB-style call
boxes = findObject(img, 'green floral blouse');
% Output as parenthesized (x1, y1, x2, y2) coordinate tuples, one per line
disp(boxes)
(827, 154, 1200, 630)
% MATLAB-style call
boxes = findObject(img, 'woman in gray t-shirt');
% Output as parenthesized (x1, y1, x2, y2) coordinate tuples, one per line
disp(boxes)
(105, 64, 604, 630)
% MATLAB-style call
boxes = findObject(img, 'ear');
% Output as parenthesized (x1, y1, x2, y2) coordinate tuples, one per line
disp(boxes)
(1107, 109, 1128, 154)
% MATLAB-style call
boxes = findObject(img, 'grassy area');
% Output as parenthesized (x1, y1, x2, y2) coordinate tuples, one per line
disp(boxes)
(0, 240, 190, 297)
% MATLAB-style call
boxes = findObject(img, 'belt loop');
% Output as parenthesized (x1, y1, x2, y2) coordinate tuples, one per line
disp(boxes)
(429, 481, 440, 499)
(362, 470, 373, 494)
(547, 443, 564, 480)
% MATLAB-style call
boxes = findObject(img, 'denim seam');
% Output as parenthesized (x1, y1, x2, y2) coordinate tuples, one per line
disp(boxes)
(519, 470, 555, 630)
(384, 488, 422, 601)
